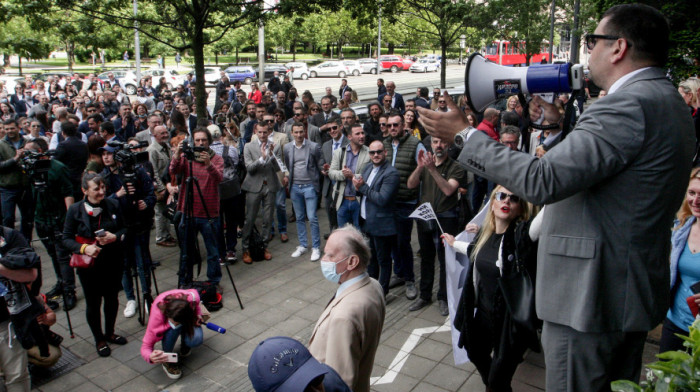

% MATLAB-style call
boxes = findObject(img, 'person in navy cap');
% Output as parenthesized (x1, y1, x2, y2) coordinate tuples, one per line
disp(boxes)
(248, 336, 350, 392)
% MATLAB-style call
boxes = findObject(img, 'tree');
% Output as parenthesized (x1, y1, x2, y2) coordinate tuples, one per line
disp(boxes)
(492, 0, 551, 65)
(399, 0, 493, 88)
(46, 0, 337, 119)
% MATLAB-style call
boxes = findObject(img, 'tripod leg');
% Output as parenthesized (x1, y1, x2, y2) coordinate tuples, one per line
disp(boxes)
(62, 291, 75, 339)
(224, 263, 244, 310)
(151, 266, 160, 295)
(133, 268, 144, 326)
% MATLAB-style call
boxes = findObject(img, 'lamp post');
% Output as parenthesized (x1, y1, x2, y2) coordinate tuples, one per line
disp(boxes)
(133, 0, 141, 79)
(377, 0, 382, 74)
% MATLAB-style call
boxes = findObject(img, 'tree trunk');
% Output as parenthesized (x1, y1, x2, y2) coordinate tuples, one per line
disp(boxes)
(18, 57, 22, 75)
(215, 51, 219, 65)
(67, 42, 75, 73)
(236, 47, 239, 65)
(388, 43, 395, 54)
(291, 41, 296, 62)
(192, 30, 208, 120)
(440, 40, 447, 88)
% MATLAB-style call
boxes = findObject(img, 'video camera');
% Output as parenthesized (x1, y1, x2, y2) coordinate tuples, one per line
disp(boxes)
(106, 140, 149, 190)
(21, 151, 55, 189)
(181, 140, 208, 161)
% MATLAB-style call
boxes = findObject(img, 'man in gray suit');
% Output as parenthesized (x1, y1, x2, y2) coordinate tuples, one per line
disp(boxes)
(241, 122, 283, 264)
(419, 4, 695, 391)
(135, 114, 163, 146)
(147, 125, 176, 247)
(309, 96, 340, 144)
(284, 107, 321, 145)
(322, 120, 350, 238)
(283, 122, 325, 261)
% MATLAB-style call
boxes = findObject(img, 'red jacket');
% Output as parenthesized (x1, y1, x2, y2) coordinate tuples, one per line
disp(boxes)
(477, 119, 499, 141)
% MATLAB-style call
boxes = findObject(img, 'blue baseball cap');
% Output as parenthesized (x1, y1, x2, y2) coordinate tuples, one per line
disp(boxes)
(248, 336, 328, 392)
(98, 145, 116, 153)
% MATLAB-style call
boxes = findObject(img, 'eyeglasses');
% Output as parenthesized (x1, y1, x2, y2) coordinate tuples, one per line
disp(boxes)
(495, 192, 521, 203)
(368, 150, 384, 155)
(386, 123, 402, 128)
(438, 100, 446, 104)
(584, 34, 621, 50)
(329, 125, 338, 130)
(310, 108, 320, 112)
(294, 113, 303, 117)
(262, 119, 274, 124)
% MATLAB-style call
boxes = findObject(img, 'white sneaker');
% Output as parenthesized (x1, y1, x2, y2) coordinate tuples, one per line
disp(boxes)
(123, 300, 137, 318)
(310, 248, 321, 262)
(291, 247, 308, 258)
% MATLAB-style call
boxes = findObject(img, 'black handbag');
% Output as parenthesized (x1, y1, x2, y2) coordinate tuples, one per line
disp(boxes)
(498, 257, 540, 336)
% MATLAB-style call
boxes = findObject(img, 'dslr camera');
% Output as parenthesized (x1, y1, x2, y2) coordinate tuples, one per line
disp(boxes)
(22, 151, 54, 189)
(181, 140, 208, 161)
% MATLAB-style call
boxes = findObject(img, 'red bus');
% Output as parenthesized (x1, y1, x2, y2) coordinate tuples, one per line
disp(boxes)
(484, 41, 551, 66)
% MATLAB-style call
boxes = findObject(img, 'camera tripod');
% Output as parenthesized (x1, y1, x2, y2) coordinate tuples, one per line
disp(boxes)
(31, 175, 75, 339)
(180, 153, 243, 310)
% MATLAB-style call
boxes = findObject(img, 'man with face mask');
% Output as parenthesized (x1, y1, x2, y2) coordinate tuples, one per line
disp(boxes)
(406, 136, 464, 315)
(308, 225, 385, 392)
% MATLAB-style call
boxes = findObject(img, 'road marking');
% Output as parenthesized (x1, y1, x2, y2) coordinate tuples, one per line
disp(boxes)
(370, 318, 451, 385)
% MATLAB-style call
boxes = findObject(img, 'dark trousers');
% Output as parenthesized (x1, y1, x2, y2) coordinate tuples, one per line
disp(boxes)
(78, 271, 120, 343)
(392, 202, 416, 282)
(367, 233, 395, 295)
(122, 231, 152, 301)
(0, 186, 34, 241)
(417, 216, 458, 302)
(324, 192, 338, 233)
(178, 217, 222, 286)
(218, 195, 241, 255)
(542, 321, 646, 392)
(467, 309, 528, 392)
(659, 317, 689, 354)
(35, 222, 75, 292)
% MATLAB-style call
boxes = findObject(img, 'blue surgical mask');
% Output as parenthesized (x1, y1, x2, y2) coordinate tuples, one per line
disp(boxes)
(168, 320, 180, 329)
(320, 255, 350, 284)
(58, 94, 66, 100)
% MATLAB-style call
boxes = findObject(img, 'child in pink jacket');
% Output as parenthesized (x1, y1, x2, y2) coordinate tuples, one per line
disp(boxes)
(140, 289, 203, 379)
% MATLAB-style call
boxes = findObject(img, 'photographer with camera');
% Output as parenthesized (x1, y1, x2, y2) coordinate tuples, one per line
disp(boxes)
(170, 127, 224, 288)
(100, 141, 156, 318)
(23, 139, 78, 310)
(0, 118, 34, 241)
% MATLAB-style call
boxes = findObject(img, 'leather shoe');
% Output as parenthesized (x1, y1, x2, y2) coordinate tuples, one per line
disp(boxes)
(46, 284, 62, 299)
(409, 298, 431, 312)
(264, 249, 272, 260)
(242, 251, 253, 264)
(280, 233, 289, 243)
(439, 300, 449, 316)
(63, 291, 77, 311)
(405, 281, 417, 300)
(388, 276, 406, 289)
(288, 214, 296, 222)
(156, 238, 177, 247)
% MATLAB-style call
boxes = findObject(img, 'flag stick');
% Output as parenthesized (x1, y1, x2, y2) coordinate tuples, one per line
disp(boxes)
(433, 218, 445, 235)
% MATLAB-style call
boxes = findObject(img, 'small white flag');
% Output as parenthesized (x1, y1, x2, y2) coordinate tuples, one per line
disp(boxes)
(409, 202, 443, 234)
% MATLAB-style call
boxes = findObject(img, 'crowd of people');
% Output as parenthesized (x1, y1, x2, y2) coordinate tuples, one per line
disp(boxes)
(0, 3, 697, 391)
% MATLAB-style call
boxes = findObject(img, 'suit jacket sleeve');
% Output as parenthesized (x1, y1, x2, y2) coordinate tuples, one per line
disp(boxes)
(358, 167, 399, 207)
(322, 315, 362, 390)
(314, 144, 325, 172)
(459, 94, 646, 205)
(328, 148, 345, 182)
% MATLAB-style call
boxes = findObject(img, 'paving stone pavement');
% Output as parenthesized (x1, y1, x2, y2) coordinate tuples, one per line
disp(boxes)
(30, 201, 660, 391)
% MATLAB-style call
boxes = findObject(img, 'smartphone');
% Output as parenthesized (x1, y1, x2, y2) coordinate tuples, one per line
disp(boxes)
(690, 281, 700, 294)
(164, 352, 178, 363)
(94, 229, 106, 237)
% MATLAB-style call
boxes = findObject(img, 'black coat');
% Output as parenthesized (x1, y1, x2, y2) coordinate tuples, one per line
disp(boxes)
(54, 136, 88, 187)
(454, 218, 540, 354)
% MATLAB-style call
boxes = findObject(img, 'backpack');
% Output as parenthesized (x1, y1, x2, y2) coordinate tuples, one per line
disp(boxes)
(219, 145, 241, 200)
(249, 227, 266, 261)
(186, 281, 223, 312)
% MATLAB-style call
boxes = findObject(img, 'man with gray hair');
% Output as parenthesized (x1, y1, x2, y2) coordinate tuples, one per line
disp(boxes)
(308, 225, 386, 392)
(499, 125, 521, 151)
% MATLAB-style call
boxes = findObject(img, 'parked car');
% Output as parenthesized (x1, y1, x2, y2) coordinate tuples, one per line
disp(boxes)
(141, 68, 186, 89)
(224, 65, 257, 85)
(257, 64, 288, 82)
(116, 71, 140, 95)
(190, 67, 221, 86)
(379, 56, 413, 72)
(358, 58, 379, 74)
(308, 61, 351, 78)
(285, 62, 310, 80)
(409, 58, 440, 73)
(342, 61, 362, 76)
(35, 72, 74, 82)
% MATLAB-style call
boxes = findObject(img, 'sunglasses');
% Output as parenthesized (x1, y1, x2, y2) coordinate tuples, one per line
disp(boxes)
(379, 123, 387, 127)
(584, 34, 621, 50)
(294, 113, 303, 117)
(329, 125, 339, 130)
(386, 123, 401, 128)
(495, 192, 521, 203)
(262, 119, 274, 124)
(438, 100, 446, 104)
(368, 150, 384, 155)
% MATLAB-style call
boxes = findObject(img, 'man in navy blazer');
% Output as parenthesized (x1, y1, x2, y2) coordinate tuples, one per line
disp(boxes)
(378, 81, 405, 114)
(354, 140, 399, 295)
